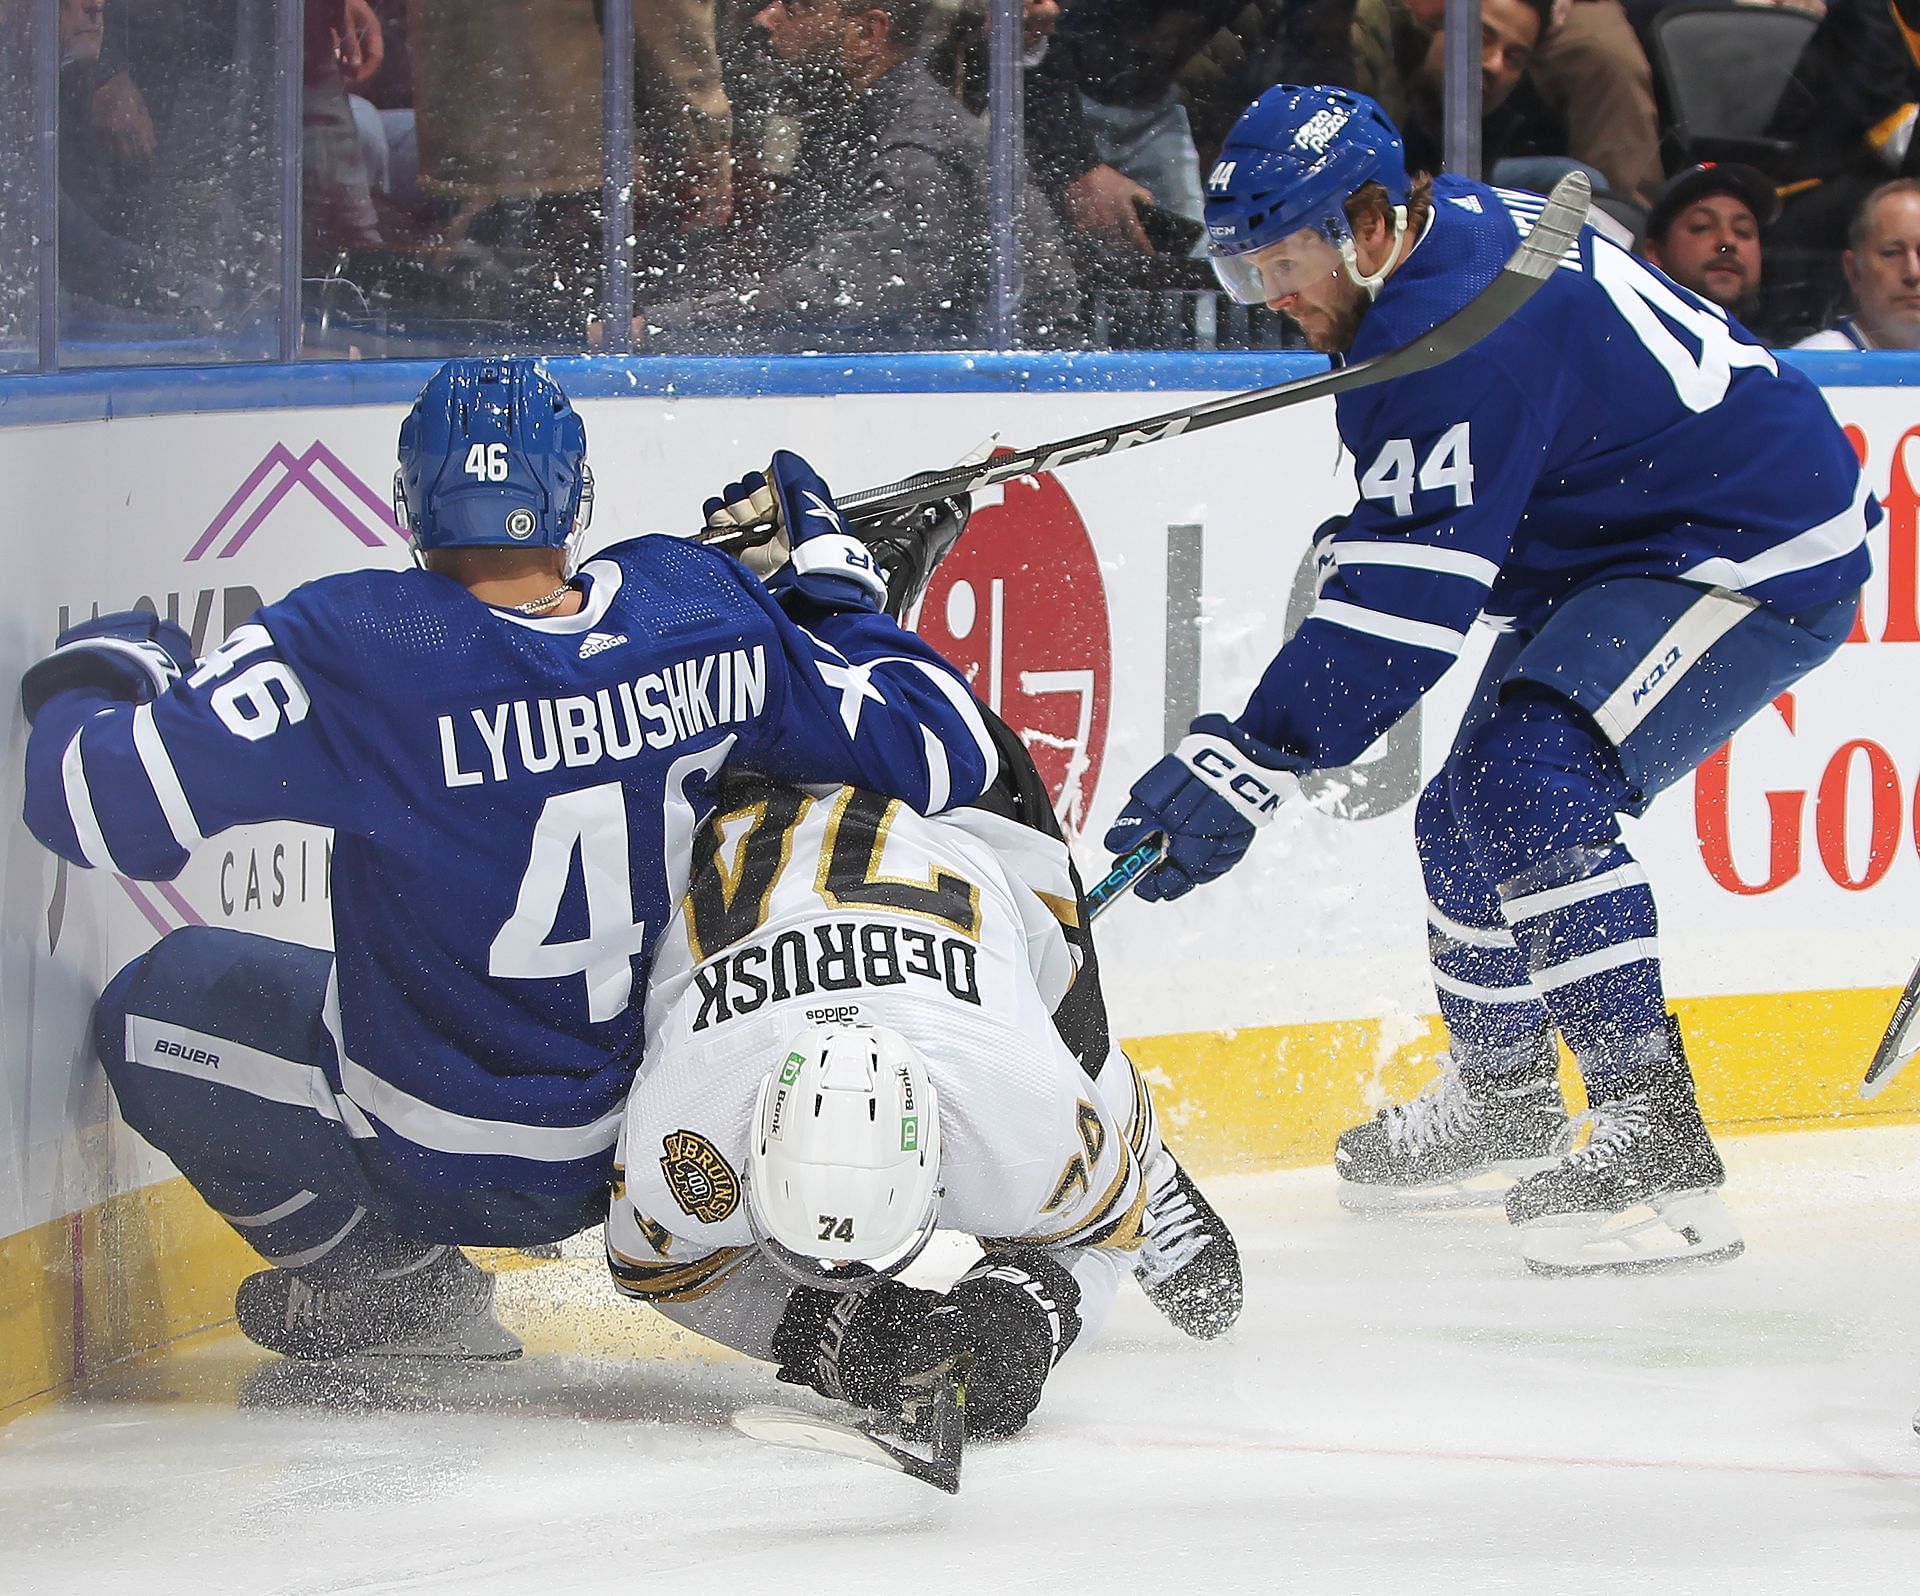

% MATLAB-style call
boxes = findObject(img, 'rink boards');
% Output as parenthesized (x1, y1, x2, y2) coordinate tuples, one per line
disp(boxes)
(2, 352, 1918, 1414)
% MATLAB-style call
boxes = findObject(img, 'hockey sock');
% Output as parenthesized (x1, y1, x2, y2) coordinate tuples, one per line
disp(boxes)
(1498, 841, 1668, 1097)
(1416, 778, 1550, 1072)
(209, 1173, 441, 1286)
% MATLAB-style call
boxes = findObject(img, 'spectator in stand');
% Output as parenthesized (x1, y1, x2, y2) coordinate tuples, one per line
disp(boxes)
(1052, 1, 1229, 229)
(407, 0, 734, 327)
(636, 0, 1080, 350)
(56, 0, 224, 325)
(935, 0, 1157, 256)
(1640, 161, 1776, 331)
(1765, 0, 1920, 332)
(1352, 0, 1651, 200)
(1527, 0, 1661, 205)
(305, 0, 383, 256)
(1355, 0, 1561, 180)
(1795, 179, 1920, 351)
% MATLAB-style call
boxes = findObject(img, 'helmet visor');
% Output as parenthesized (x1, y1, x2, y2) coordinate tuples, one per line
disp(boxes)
(1210, 220, 1348, 306)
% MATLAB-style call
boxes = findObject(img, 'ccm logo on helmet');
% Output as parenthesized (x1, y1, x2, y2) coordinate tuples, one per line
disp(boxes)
(1192, 746, 1285, 816)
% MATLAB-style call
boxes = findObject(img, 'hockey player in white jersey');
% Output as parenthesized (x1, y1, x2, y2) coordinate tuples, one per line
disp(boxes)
(606, 721, 1242, 1440)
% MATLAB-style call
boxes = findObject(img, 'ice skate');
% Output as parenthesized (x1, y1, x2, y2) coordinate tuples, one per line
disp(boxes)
(1334, 1036, 1567, 1213)
(235, 1247, 522, 1361)
(1134, 1149, 1243, 1339)
(1508, 1026, 1743, 1276)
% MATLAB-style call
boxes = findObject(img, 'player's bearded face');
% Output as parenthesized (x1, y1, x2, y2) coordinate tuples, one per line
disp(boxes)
(1273, 264, 1369, 354)
(1225, 226, 1370, 353)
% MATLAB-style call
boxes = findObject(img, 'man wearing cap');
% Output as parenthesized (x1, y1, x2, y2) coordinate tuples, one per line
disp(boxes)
(1795, 178, 1920, 352)
(1641, 162, 1778, 332)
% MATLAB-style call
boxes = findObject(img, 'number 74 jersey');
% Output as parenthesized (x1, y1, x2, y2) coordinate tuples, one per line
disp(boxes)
(1236, 175, 1876, 771)
(611, 784, 1158, 1294)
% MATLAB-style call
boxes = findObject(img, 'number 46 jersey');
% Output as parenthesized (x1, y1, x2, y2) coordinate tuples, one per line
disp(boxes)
(24, 535, 997, 1199)
(1237, 176, 1877, 771)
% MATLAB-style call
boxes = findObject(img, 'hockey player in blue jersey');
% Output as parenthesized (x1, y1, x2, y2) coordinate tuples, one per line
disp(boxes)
(19, 356, 998, 1358)
(1105, 87, 1874, 1275)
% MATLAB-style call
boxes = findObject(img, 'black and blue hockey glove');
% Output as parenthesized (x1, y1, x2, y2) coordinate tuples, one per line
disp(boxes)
(22, 609, 195, 726)
(704, 450, 887, 612)
(1103, 714, 1300, 902)
(893, 1250, 1084, 1441)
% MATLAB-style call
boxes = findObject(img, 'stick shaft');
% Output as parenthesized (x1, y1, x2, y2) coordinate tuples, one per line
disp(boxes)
(704, 172, 1589, 549)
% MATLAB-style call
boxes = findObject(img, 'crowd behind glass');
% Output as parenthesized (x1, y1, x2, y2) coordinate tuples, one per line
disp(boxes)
(3, 0, 1917, 369)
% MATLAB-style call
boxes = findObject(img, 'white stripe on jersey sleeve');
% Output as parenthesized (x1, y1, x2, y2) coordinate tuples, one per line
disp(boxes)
(1309, 599, 1469, 655)
(1332, 539, 1502, 588)
(132, 703, 205, 851)
(874, 655, 997, 807)
(1681, 472, 1872, 592)
(61, 721, 119, 872)
(920, 725, 951, 814)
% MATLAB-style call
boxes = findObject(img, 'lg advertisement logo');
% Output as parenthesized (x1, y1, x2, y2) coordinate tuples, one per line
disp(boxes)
(910, 464, 1111, 837)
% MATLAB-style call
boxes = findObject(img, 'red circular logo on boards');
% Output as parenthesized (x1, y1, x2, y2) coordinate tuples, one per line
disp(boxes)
(912, 469, 1112, 838)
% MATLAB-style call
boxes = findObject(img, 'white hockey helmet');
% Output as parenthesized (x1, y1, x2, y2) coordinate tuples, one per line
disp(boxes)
(746, 1024, 943, 1290)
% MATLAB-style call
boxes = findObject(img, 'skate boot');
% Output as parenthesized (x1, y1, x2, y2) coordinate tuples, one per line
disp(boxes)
(1507, 1020, 1743, 1276)
(235, 1246, 522, 1361)
(1133, 1148, 1243, 1339)
(1334, 1033, 1567, 1212)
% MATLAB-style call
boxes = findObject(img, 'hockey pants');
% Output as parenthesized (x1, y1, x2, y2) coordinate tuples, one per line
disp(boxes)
(95, 926, 604, 1285)
(1417, 578, 1857, 1094)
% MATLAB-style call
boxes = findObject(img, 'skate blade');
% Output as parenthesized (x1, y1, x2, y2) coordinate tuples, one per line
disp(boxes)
(1337, 1157, 1559, 1215)
(732, 1402, 962, 1495)
(363, 1316, 524, 1361)
(1519, 1187, 1745, 1277)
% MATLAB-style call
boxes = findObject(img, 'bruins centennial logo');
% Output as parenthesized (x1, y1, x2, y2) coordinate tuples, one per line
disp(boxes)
(659, 1129, 741, 1224)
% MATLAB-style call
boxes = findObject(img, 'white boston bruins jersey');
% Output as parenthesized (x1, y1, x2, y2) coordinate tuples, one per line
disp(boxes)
(608, 781, 1156, 1312)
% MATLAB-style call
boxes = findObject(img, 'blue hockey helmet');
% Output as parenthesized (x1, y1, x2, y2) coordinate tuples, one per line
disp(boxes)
(393, 357, 593, 569)
(1204, 85, 1411, 304)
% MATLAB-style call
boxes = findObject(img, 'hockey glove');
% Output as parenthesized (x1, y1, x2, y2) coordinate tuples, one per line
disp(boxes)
(859, 488, 972, 621)
(770, 1273, 943, 1411)
(1103, 713, 1301, 903)
(22, 609, 195, 726)
(703, 449, 886, 612)
(894, 1249, 1084, 1440)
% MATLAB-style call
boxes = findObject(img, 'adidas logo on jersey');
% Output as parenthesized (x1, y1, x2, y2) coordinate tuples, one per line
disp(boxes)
(1450, 195, 1483, 213)
(579, 631, 629, 660)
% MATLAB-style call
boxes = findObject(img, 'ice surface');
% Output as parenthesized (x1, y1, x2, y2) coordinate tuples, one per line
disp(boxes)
(4, 1126, 1918, 1595)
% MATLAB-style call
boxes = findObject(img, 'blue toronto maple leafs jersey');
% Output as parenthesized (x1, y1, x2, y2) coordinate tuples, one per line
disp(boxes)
(24, 534, 996, 1197)
(1238, 176, 1877, 768)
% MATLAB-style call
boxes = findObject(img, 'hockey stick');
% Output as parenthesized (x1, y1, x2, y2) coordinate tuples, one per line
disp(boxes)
(732, 1377, 967, 1494)
(1862, 956, 1920, 1098)
(703, 170, 1590, 549)
(1086, 834, 1165, 921)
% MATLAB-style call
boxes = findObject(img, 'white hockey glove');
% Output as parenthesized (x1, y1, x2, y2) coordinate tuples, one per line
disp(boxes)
(1102, 714, 1301, 903)
(703, 449, 886, 611)
(22, 609, 195, 725)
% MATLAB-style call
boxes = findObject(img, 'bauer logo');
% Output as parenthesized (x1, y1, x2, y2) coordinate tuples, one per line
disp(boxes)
(912, 457, 1112, 837)
(153, 1037, 220, 1069)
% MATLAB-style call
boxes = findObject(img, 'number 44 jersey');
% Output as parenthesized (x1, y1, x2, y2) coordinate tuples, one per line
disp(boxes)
(24, 535, 998, 1198)
(1238, 176, 1877, 770)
